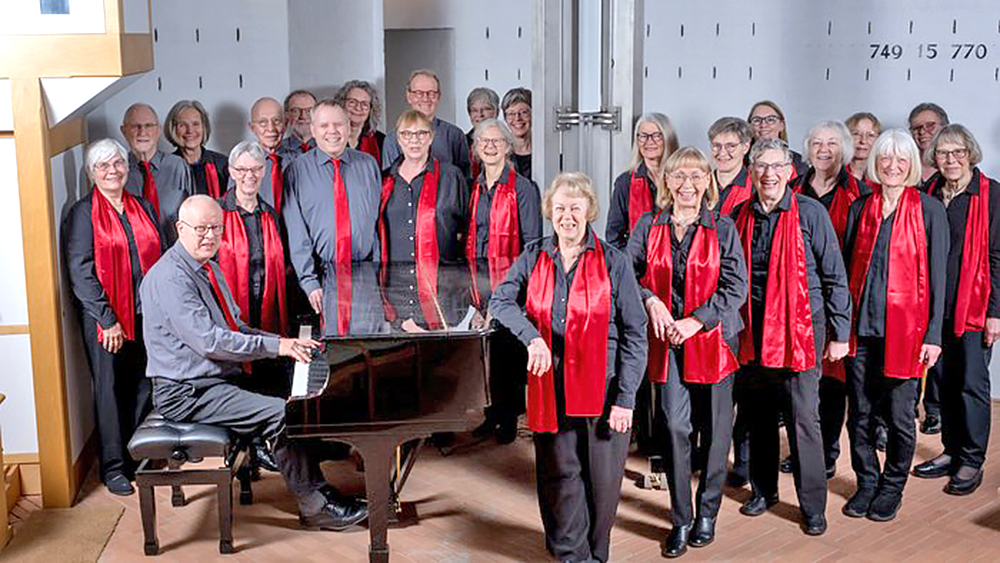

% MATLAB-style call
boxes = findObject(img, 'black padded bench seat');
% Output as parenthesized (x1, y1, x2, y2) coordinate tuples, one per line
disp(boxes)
(127, 412, 253, 555)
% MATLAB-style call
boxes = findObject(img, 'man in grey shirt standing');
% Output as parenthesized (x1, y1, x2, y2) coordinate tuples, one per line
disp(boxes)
(122, 103, 192, 245)
(283, 100, 381, 318)
(382, 69, 471, 178)
(141, 195, 367, 530)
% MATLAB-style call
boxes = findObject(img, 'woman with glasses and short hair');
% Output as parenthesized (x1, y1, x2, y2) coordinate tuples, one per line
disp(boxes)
(502, 87, 533, 180)
(606, 112, 679, 249)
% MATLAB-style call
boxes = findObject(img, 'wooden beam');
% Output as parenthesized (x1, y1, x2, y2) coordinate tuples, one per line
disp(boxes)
(120, 34, 155, 76)
(10, 76, 74, 508)
(48, 118, 86, 157)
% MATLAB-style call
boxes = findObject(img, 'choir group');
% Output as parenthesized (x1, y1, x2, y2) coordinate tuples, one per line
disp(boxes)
(62, 66, 995, 561)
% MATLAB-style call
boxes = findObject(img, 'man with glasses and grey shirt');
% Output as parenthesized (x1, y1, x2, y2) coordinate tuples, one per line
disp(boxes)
(382, 69, 471, 178)
(141, 195, 368, 530)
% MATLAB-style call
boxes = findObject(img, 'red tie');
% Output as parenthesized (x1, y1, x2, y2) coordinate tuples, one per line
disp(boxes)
(333, 159, 352, 335)
(140, 161, 161, 219)
(300, 141, 311, 153)
(268, 153, 283, 213)
(205, 161, 222, 198)
(203, 263, 239, 331)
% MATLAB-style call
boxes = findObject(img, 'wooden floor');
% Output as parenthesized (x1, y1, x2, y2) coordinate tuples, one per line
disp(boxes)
(12, 406, 1000, 562)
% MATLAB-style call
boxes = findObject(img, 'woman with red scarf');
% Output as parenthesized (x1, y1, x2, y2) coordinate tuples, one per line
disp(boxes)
(710, 117, 754, 216)
(627, 147, 747, 557)
(842, 129, 949, 522)
(165, 100, 229, 198)
(335, 80, 385, 165)
(846, 112, 882, 183)
(63, 139, 164, 496)
(791, 120, 871, 480)
(606, 113, 679, 249)
(467, 118, 541, 443)
(216, 141, 289, 397)
(490, 172, 647, 563)
(748, 100, 808, 179)
(911, 124, 1000, 496)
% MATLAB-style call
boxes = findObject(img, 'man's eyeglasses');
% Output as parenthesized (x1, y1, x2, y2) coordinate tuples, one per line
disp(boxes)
(179, 220, 225, 237)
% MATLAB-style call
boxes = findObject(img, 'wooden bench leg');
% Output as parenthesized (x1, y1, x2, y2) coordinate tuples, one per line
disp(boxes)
(137, 481, 159, 556)
(237, 466, 253, 506)
(216, 471, 234, 554)
(171, 485, 185, 507)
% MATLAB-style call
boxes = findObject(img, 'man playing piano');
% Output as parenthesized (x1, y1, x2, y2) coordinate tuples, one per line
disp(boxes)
(140, 194, 368, 530)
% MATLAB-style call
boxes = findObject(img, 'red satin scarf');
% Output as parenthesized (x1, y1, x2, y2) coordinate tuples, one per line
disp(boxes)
(946, 173, 991, 336)
(217, 205, 288, 335)
(359, 130, 381, 164)
(467, 165, 520, 260)
(332, 159, 353, 335)
(848, 186, 929, 378)
(644, 213, 739, 384)
(628, 170, 654, 231)
(792, 170, 862, 246)
(91, 189, 162, 341)
(719, 168, 752, 216)
(379, 160, 442, 328)
(735, 193, 817, 371)
(267, 152, 283, 213)
(139, 161, 161, 219)
(524, 235, 611, 433)
(204, 160, 222, 198)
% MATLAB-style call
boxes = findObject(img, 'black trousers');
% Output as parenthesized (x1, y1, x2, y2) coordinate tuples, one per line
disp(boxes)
(747, 367, 826, 516)
(846, 338, 919, 493)
(79, 315, 152, 481)
(922, 352, 942, 418)
(657, 368, 734, 526)
(534, 418, 629, 563)
(484, 326, 527, 424)
(939, 329, 993, 469)
(819, 376, 846, 470)
(731, 369, 751, 471)
(152, 378, 325, 499)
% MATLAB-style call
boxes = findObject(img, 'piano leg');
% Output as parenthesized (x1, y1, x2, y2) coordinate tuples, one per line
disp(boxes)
(346, 436, 395, 563)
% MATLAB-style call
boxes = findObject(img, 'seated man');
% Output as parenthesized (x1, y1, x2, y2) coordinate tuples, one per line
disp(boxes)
(140, 194, 366, 530)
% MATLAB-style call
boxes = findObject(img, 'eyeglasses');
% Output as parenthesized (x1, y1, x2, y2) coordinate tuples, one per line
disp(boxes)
(231, 165, 265, 177)
(345, 98, 371, 111)
(935, 148, 969, 160)
(667, 172, 708, 184)
(749, 115, 782, 126)
(125, 122, 158, 132)
(478, 137, 507, 148)
(711, 142, 743, 154)
(408, 89, 440, 100)
(179, 220, 225, 237)
(636, 132, 664, 144)
(910, 122, 939, 134)
(752, 161, 790, 174)
(252, 118, 283, 129)
(506, 109, 531, 120)
(94, 158, 127, 172)
(286, 107, 313, 117)
(398, 129, 432, 142)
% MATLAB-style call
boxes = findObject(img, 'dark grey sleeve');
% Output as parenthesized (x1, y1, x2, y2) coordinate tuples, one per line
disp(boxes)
(925, 197, 950, 346)
(517, 178, 543, 247)
(62, 202, 117, 328)
(453, 131, 471, 179)
(382, 132, 400, 171)
(605, 173, 630, 250)
(987, 181, 1000, 317)
(624, 212, 654, 302)
(488, 247, 542, 346)
(692, 217, 748, 329)
(281, 166, 321, 295)
(809, 202, 852, 342)
(609, 249, 648, 409)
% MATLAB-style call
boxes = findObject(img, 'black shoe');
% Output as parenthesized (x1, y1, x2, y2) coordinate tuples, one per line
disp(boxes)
(300, 497, 368, 531)
(802, 513, 827, 536)
(471, 419, 496, 439)
(779, 456, 794, 474)
(726, 466, 748, 488)
(688, 516, 715, 548)
(913, 455, 953, 479)
(104, 472, 135, 496)
(867, 490, 902, 522)
(252, 442, 280, 472)
(825, 465, 836, 480)
(920, 415, 941, 435)
(661, 525, 690, 558)
(874, 425, 888, 451)
(842, 488, 875, 518)
(739, 494, 777, 516)
(944, 467, 983, 496)
(495, 418, 518, 445)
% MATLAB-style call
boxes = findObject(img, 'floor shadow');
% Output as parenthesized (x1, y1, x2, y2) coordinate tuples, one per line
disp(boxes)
(827, 475, 856, 500)
(614, 514, 666, 542)
(455, 512, 549, 560)
(972, 504, 1000, 532)
(769, 500, 803, 524)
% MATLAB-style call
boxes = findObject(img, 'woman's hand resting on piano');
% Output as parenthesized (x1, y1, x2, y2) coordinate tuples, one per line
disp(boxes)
(279, 337, 322, 363)
(527, 337, 552, 376)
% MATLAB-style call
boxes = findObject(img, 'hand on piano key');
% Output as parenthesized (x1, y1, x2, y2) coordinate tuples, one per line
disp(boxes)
(279, 336, 322, 363)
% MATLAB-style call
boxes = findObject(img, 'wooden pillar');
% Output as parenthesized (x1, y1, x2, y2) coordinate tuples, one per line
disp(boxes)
(10, 76, 74, 508)
(0, 393, 11, 552)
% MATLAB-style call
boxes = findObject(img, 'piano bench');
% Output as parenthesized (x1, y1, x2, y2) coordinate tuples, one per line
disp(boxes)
(127, 412, 254, 556)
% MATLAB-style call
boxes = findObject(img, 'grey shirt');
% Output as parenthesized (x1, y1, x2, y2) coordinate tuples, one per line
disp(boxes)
(258, 145, 298, 212)
(283, 147, 382, 295)
(280, 133, 316, 156)
(126, 150, 193, 246)
(382, 117, 471, 178)
(140, 243, 280, 381)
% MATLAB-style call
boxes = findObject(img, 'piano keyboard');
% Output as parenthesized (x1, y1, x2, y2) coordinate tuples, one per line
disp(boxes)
(290, 325, 329, 398)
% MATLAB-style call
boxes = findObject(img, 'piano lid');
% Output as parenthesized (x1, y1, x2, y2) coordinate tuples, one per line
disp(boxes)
(318, 259, 495, 340)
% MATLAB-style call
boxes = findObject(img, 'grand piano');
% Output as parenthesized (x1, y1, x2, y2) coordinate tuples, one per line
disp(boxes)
(285, 260, 493, 563)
